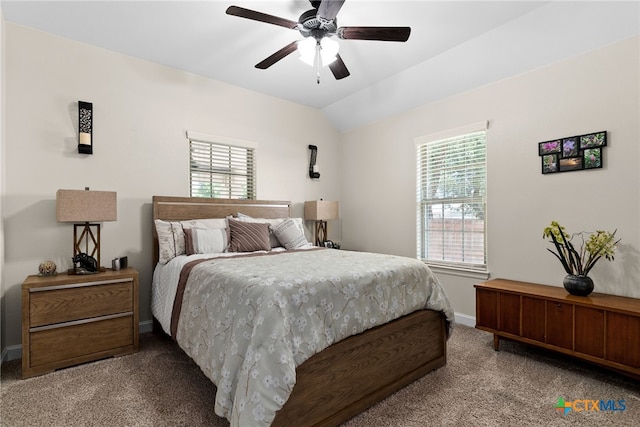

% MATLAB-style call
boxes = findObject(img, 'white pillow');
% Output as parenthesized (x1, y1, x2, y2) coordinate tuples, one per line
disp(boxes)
(154, 220, 186, 264)
(187, 228, 228, 254)
(155, 218, 228, 264)
(271, 218, 311, 250)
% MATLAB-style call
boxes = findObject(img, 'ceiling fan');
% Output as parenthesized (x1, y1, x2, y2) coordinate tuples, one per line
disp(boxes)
(226, 0, 411, 83)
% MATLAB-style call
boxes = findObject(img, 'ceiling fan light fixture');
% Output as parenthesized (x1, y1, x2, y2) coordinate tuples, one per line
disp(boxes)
(298, 36, 339, 67)
(320, 37, 339, 65)
(298, 37, 317, 66)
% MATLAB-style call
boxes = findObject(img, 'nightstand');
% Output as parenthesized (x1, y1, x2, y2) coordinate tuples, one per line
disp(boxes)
(22, 267, 139, 378)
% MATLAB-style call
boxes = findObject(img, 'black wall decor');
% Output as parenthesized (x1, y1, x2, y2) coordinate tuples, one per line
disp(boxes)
(308, 144, 320, 179)
(539, 131, 606, 174)
(78, 101, 93, 154)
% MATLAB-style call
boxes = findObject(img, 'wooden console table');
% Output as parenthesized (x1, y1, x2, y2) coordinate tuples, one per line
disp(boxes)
(475, 279, 640, 380)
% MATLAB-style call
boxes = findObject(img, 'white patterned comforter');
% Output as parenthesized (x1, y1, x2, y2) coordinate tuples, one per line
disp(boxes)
(152, 249, 454, 427)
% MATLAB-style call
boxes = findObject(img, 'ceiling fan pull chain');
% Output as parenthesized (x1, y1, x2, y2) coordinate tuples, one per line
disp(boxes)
(315, 41, 321, 84)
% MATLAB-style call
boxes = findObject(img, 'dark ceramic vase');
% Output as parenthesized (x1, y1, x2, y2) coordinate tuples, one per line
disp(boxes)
(563, 274, 594, 296)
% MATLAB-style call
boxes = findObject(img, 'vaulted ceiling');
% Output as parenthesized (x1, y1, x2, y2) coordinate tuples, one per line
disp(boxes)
(2, 1, 639, 131)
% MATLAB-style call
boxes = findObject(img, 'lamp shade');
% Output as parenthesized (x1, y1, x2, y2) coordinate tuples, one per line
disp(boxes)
(56, 189, 117, 222)
(304, 200, 339, 221)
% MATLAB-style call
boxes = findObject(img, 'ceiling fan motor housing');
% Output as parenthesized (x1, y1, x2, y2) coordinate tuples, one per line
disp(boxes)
(299, 9, 337, 36)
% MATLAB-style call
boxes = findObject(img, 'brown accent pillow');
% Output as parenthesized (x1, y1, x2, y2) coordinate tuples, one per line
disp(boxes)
(184, 228, 196, 255)
(228, 219, 271, 252)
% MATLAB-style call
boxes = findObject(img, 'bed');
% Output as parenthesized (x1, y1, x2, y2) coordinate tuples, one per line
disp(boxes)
(151, 196, 454, 427)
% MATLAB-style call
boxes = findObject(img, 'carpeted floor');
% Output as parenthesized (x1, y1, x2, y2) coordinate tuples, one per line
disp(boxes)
(1, 324, 638, 426)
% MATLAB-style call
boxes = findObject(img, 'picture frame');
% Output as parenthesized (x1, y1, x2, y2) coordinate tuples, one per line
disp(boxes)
(579, 131, 607, 149)
(541, 154, 558, 174)
(538, 140, 561, 156)
(583, 147, 603, 169)
(559, 157, 583, 172)
(538, 130, 606, 174)
(562, 137, 578, 157)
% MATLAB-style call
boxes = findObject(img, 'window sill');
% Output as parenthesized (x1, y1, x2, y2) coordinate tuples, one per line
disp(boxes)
(423, 262, 490, 280)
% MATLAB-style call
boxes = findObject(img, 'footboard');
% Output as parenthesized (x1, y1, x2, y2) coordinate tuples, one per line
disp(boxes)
(272, 309, 447, 426)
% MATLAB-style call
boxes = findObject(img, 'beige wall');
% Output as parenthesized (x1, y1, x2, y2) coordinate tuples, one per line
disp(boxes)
(340, 36, 640, 320)
(2, 21, 639, 357)
(1, 23, 342, 355)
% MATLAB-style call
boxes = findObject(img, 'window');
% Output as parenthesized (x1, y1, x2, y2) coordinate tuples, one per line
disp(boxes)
(416, 122, 487, 273)
(187, 131, 256, 199)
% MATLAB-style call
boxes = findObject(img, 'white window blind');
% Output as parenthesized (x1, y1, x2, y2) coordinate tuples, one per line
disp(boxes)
(416, 124, 487, 272)
(188, 132, 256, 199)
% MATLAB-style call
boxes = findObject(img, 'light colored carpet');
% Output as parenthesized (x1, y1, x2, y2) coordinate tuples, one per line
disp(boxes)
(1, 324, 638, 426)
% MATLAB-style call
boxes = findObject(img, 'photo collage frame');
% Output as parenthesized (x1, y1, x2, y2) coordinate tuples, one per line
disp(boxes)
(539, 131, 607, 174)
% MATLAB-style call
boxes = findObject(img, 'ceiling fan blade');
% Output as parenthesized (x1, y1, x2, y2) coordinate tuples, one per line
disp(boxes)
(255, 41, 299, 69)
(338, 26, 411, 42)
(226, 6, 298, 29)
(329, 54, 350, 80)
(317, 0, 346, 22)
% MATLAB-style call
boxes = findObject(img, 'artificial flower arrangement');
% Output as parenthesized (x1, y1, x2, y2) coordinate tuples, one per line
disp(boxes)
(542, 221, 620, 276)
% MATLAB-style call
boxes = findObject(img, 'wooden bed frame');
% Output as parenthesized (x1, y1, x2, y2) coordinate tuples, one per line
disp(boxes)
(152, 196, 447, 426)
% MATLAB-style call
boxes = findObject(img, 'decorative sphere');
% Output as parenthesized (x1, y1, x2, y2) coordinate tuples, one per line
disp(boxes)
(38, 261, 57, 276)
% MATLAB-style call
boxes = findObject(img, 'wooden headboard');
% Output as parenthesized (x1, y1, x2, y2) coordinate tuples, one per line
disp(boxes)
(152, 196, 291, 265)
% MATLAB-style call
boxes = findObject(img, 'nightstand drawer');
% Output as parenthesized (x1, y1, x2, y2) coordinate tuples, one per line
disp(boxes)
(29, 280, 133, 327)
(22, 268, 139, 378)
(30, 315, 134, 367)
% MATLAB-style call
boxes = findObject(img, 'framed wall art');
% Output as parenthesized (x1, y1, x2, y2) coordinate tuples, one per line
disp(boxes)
(539, 131, 606, 174)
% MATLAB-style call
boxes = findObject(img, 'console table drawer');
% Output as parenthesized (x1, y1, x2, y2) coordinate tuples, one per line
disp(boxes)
(575, 306, 604, 358)
(546, 301, 573, 348)
(606, 312, 640, 368)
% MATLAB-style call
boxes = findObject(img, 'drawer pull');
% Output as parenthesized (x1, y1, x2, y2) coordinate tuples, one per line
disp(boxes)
(30, 311, 133, 332)
(29, 278, 132, 292)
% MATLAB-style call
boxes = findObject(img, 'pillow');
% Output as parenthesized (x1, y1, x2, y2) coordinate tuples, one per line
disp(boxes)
(228, 219, 271, 252)
(237, 213, 285, 247)
(180, 218, 228, 230)
(271, 218, 311, 250)
(154, 220, 186, 264)
(184, 228, 195, 255)
(184, 228, 228, 255)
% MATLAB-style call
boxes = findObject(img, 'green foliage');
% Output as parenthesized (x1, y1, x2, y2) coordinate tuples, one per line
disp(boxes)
(542, 221, 620, 276)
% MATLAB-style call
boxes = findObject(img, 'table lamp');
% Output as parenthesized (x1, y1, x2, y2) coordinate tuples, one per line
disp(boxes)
(56, 188, 117, 272)
(304, 200, 339, 246)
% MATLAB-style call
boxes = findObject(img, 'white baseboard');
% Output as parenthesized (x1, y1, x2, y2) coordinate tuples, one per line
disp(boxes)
(139, 319, 154, 334)
(454, 312, 476, 327)
(1, 344, 22, 364)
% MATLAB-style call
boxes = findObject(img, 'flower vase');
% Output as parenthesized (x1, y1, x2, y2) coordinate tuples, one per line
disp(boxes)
(563, 275, 594, 296)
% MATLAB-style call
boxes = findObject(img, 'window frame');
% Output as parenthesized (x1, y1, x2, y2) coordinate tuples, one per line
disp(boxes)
(187, 131, 257, 199)
(415, 121, 489, 278)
